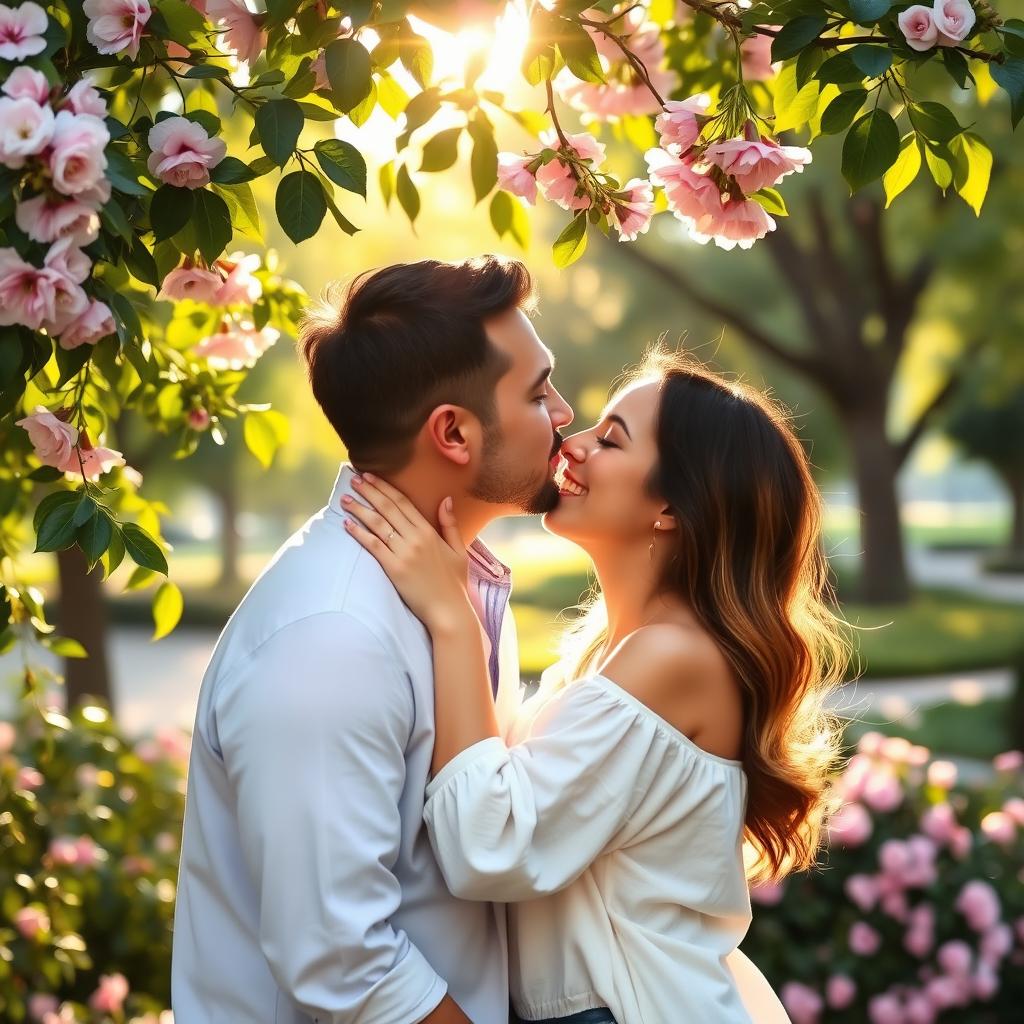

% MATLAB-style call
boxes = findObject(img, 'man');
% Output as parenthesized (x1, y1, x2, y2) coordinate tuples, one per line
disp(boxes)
(172, 255, 573, 1023)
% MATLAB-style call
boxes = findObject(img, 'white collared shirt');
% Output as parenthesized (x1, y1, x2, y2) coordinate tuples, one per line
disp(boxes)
(172, 464, 519, 1024)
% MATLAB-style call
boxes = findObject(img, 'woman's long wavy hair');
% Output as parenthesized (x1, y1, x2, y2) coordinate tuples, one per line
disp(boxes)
(554, 346, 850, 884)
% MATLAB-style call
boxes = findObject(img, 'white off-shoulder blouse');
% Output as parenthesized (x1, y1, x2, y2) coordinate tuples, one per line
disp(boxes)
(423, 673, 757, 1024)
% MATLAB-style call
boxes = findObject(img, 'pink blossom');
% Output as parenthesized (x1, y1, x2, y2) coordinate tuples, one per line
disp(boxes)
(16, 765, 44, 790)
(849, 921, 882, 956)
(0, 95, 54, 168)
(845, 873, 879, 911)
(147, 115, 226, 189)
(862, 768, 904, 812)
(2, 66, 49, 104)
(881, 735, 913, 763)
(0, 248, 62, 330)
(14, 906, 49, 940)
(187, 407, 212, 431)
(207, 0, 266, 66)
(827, 800, 873, 847)
(16, 194, 101, 247)
(839, 752, 873, 800)
(780, 980, 823, 1024)
(904, 992, 936, 1024)
(858, 730, 886, 756)
(879, 837, 909, 876)
(214, 252, 262, 305)
(972, 963, 999, 1000)
(58, 298, 114, 350)
(956, 879, 1001, 932)
(48, 836, 80, 866)
(910, 902, 935, 932)
(898, 6, 939, 51)
(740, 30, 779, 82)
(980, 810, 1016, 846)
(0, 1, 48, 61)
(654, 93, 711, 154)
(0, 720, 14, 753)
(868, 992, 904, 1024)
(689, 195, 777, 251)
(702, 133, 812, 194)
(979, 923, 1013, 965)
(1003, 797, 1024, 826)
(949, 825, 972, 859)
(64, 79, 108, 118)
(536, 130, 606, 211)
(48, 110, 110, 196)
(193, 321, 279, 366)
(76, 442, 126, 481)
(158, 265, 222, 302)
(83, 0, 152, 60)
(89, 973, 129, 1015)
(926, 759, 957, 789)
(155, 831, 178, 854)
(28, 994, 59, 1021)
(881, 890, 909, 922)
(825, 974, 856, 1010)
(924, 975, 965, 1010)
(920, 802, 957, 843)
(611, 178, 654, 241)
(937, 939, 973, 975)
(497, 153, 538, 204)
(904, 925, 934, 958)
(994, 749, 1023, 773)
(933, 0, 976, 45)
(155, 725, 191, 761)
(646, 146, 723, 222)
(906, 744, 930, 766)
(40, 238, 91, 334)
(750, 878, 786, 905)
(15, 406, 78, 468)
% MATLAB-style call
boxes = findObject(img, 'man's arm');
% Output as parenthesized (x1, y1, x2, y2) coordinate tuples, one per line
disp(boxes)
(217, 610, 449, 1024)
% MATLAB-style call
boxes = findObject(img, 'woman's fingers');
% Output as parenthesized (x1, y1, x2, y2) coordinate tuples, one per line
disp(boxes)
(343, 514, 397, 567)
(437, 496, 465, 557)
(342, 494, 401, 546)
(359, 472, 425, 527)
(352, 474, 415, 532)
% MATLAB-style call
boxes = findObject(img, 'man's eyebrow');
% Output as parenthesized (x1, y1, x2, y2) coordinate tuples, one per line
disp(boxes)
(529, 364, 553, 391)
(605, 413, 632, 440)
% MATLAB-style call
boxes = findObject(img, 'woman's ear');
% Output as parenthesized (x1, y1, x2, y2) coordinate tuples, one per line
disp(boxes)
(655, 509, 678, 533)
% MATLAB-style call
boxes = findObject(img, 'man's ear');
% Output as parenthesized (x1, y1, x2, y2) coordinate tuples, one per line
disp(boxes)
(423, 405, 481, 467)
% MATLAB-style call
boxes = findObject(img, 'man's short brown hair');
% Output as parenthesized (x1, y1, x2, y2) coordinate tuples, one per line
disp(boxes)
(299, 256, 535, 472)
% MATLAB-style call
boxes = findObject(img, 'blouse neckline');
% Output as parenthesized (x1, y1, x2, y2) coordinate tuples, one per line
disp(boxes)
(589, 673, 745, 769)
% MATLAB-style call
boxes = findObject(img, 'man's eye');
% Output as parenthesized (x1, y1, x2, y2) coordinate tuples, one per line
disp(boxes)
(596, 437, 618, 449)
(533, 394, 549, 404)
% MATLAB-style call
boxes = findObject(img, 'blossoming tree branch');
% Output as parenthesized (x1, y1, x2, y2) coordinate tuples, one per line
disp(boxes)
(0, 0, 1020, 674)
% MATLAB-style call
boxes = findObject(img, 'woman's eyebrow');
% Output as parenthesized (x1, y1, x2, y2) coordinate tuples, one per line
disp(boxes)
(605, 413, 632, 440)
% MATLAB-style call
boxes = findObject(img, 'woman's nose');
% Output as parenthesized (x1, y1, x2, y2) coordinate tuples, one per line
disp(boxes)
(560, 436, 587, 464)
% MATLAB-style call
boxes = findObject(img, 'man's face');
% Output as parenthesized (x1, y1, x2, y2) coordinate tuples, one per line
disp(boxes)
(471, 308, 573, 514)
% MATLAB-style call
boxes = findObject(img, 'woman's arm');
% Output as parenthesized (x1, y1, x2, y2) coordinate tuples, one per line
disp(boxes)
(341, 473, 499, 776)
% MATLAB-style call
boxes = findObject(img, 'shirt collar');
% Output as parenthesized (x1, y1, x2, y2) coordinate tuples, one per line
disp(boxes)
(329, 463, 511, 587)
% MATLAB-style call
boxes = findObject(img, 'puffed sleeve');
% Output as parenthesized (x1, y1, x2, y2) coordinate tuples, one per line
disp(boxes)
(423, 677, 667, 902)
(216, 611, 447, 1024)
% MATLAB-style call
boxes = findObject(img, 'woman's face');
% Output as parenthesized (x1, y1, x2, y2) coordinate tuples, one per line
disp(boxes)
(543, 379, 668, 550)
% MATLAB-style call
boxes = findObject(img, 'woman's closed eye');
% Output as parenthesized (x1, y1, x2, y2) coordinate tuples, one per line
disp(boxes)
(596, 436, 618, 449)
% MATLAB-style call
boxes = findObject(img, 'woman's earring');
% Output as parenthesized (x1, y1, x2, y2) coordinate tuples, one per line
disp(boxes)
(649, 520, 661, 562)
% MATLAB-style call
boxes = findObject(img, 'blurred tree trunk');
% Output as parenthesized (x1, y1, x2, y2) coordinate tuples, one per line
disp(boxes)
(56, 546, 113, 711)
(612, 192, 982, 604)
(1005, 472, 1024, 557)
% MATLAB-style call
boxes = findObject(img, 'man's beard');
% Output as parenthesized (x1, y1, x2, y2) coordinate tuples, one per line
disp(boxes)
(470, 424, 562, 514)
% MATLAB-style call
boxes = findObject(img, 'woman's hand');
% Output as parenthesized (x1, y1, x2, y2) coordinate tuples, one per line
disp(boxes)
(342, 473, 472, 632)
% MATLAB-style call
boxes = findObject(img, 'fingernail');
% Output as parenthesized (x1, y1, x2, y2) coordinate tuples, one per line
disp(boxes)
(344, 519, 353, 528)
(352, 476, 362, 486)
(363, 472, 375, 482)
(445, 497, 453, 512)
(341, 495, 352, 504)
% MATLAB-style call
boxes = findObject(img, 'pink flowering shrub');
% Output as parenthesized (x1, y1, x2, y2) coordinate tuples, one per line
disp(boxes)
(0, 705, 185, 1022)
(741, 734, 1024, 1022)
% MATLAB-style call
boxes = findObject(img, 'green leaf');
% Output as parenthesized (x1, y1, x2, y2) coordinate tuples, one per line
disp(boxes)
(101, 526, 125, 579)
(121, 523, 168, 575)
(213, 182, 262, 241)
(771, 16, 827, 63)
(849, 0, 891, 23)
(849, 45, 892, 79)
(522, 40, 558, 86)
(325, 38, 374, 112)
(255, 98, 304, 167)
(552, 213, 588, 268)
(991, 56, 1024, 128)
(211, 157, 258, 184)
(950, 132, 992, 215)
(33, 490, 79, 533)
(313, 139, 368, 196)
(420, 127, 462, 171)
(192, 189, 233, 263)
(908, 101, 962, 144)
(380, 161, 395, 207)
(815, 52, 864, 86)
(36, 499, 81, 553)
(795, 46, 824, 89)
(184, 64, 230, 79)
(883, 134, 921, 208)
(820, 89, 867, 135)
(558, 20, 604, 83)
(47, 636, 88, 658)
(490, 189, 514, 236)
(106, 149, 149, 196)
(941, 47, 973, 89)
(124, 565, 158, 591)
(323, 190, 360, 235)
(842, 109, 900, 192)
(751, 188, 789, 217)
(468, 117, 498, 202)
(773, 64, 822, 134)
(275, 170, 328, 243)
(396, 164, 420, 224)
(150, 185, 195, 242)
(399, 29, 433, 88)
(244, 409, 290, 469)
(349, 81, 378, 128)
(152, 581, 184, 641)
(72, 494, 97, 529)
(923, 141, 954, 191)
(77, 509, 113, 569)
(55, 343, 93, 388)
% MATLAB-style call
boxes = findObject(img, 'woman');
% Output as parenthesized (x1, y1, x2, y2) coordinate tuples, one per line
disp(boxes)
(342, 348, 848, 1024)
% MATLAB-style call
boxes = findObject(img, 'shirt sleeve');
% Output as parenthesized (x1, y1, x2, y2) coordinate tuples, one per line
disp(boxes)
(216, 611, 447, 1024)
(423, 677, 664, 902)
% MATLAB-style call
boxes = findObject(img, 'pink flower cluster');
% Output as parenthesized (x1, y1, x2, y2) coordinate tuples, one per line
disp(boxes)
(48, 834, 104, 870)
(15, 405, 125, 481)
(147, 115, 227, 189)
(898, 0, 976, 52)
(555, 8, 679, 121)
(0, 2, 47, 61)
(206, 0, 266, 67)
(158, 252, 262, 305)
(192, 318, 279, 367)
(83, 0, 152, 60)
(647, 110, 810, 251)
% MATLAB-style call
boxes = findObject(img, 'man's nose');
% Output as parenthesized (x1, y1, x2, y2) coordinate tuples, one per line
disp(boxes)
(550, 390, 574, 430)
